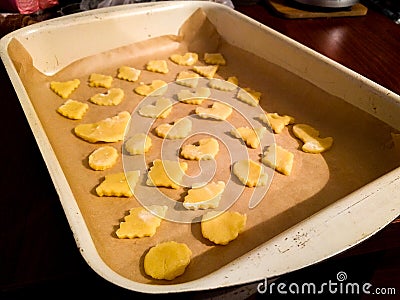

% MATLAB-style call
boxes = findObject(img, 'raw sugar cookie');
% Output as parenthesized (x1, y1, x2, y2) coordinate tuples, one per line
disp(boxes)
(56, 99, 88, 120)
(138, 97, 172, 119)
(195, 102, 232, 121)
(262, 143, 294, 176)
(88, 73, 113, 88)
(233, 159, 268, 187)
(155, 118, 192, 139)
(170, 52, 198, 66)
(88, 145, 119, 171)
(258, 112, 294, 134)
(117, 66, 141, 82)
(146, 159, 188, 189)
(227, 76, 239, 86)
(124, 133, 152, 155)
(192, 65, 218, 78)
(134, 79, 167, 97)
(74, 111, 130, 143)
(204, 53, 226, 65)
(201, 211, 247, 245)
(183, 181, 225, 210)
(177, 87, 211, 105)
(180, 137, 219, 160)
(231, 126, 266, 149)
(293, 124, 333, 154)
(96, 170, 140, 197)
(116, 205, 168, 239)
(90, 88, 124, 106)
(237, 88, 261, 106)
(146, 60, 169, 74)
(208, 78, 237, 92)
(50, 79, 80, 99)
(144, 241, 192, 280)
(176, 71, 200, 88)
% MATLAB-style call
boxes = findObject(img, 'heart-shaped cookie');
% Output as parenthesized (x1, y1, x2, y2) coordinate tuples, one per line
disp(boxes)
(138, 97, 172, 119)
(195, 102, 232, 120)
(155, 118, 192, 139)
(90, 88, 125, 106)
(180, 137, 219, 160)
(177, 87, 211, 105)
(170, 52, 198, 66)
(134, 80, 167, 97)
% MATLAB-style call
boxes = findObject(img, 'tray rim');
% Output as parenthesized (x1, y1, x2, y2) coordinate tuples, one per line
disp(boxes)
(1, 1, 400, 294)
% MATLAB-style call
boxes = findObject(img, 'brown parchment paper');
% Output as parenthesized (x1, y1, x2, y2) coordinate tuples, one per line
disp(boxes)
(8, 8, 400, 285)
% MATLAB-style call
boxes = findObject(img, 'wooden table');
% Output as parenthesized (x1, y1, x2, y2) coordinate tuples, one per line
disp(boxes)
(236, 1, 400, 96)
(1, 1, 399, 298)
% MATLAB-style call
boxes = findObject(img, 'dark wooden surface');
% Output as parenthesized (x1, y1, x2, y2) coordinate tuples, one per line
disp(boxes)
(1, 1, 399, 298)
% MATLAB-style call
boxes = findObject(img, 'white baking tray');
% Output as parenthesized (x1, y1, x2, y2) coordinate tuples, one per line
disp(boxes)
(1, 1, 400, 294)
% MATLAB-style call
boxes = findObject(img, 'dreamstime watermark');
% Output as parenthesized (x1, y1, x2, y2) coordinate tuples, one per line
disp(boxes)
(257, 271, 397, 296)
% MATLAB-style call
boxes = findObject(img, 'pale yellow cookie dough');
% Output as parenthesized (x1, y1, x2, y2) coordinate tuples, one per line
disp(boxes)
(175, 71, 200, 88)
(88, 145, 119, 171)
(144, 241, 192, 280)
(50, 79, 80, 99)
(138, 97, 172, 119)
(183, 181, 225, 210)
(117, 66, 141, 82)
(88, 73, 113, 88)
(180, 137, 219, 160)
(192, 65, 218, 78)
(208, 78, 237, 92)
(236, 88, 261, 106)
(262, 143, 294, 176)
(195, 102, 232, 121)
(233, 159, 268, 187)
(146, 60, 169, 74)
(134, 80, 167, 97)
(231, 126, 266, 149)
(146, 159, 188, 189)
(170, 52, 198, 66)
(89, 88, 124, 106)
(74, 111, 130, 143)
(96, 170, 140, 197)
(204, 53, 226, 65)
(155, 118, 192, 140)
(201, 211, 247, 245)
(293, 124, 333, 153)
(258, 112, 295, 134)
(116, 205, 168, 239)
(177, 87, 211, 105)
(124, 133, 152, 155)
(57, 99, 88, 120)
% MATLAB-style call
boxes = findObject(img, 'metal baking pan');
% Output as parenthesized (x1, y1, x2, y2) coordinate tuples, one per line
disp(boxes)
(1, 1, 400, 294)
